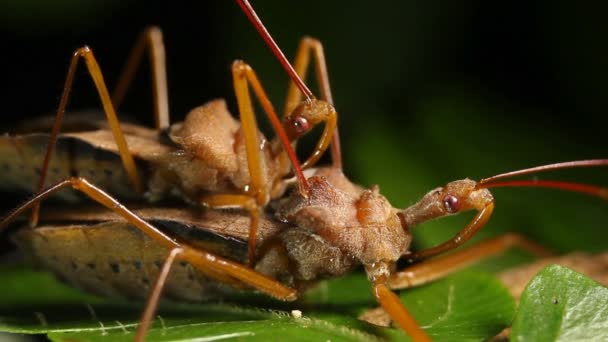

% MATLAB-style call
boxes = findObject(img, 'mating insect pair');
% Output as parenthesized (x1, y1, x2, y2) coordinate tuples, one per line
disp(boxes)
(2, 1, 608, 342)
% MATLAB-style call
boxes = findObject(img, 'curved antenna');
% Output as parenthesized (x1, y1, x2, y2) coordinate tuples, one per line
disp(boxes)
(235, 0, 314, 100)
(479, 159, 608, 185)
(479, 180, 608, 200)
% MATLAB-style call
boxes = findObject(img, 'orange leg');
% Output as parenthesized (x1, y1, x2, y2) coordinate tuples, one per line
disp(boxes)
(200, 194, 260, 267)
(284, 37, 342, 170)
(389, 233, 552, 289)
(229, 61, 276, 265)
(369, 234, 550, 341)
(231, 61, 275, 206)
(235, 1, 337, 171)
(30, 46, 144, 227)
(0, 178, 297, 302)
(373, 276, 432, 342)
(204, 60, 311, 267)
(1, 178, 297, 342)
(31, 27, 170, 227)
(131, 245, 250, 342)
(111, 26, 170, 130)
(135, 247, 183, 342)
(407, 203, 496, 261)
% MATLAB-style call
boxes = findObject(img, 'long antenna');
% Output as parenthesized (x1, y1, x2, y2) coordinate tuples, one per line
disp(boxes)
(480, 180, 608, 200)
(235, 0, 314, 100)
(477, 159, 608, 200)
(479, 159, 608, 185)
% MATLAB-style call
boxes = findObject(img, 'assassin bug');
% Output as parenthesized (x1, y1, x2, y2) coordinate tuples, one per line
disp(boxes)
(3, 1, 608, 342)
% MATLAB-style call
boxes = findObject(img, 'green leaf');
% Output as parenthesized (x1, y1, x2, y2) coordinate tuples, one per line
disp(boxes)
(396, 272, 515, 341)
(48, 317, 378, 342)
(0, 267, 515, 341)
(511, 264, 608, 341)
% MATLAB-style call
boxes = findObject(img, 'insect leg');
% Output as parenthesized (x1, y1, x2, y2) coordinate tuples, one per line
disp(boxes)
(234, 0, 336, 170)
(284, 37, 342, 169)
(389, 233, 552, 289)
(231, 60, 307, 190)
(372, 276, 432, 342)
(111, 26, 170, 130)
(135, 247, 183, 342)
(407, 203, 496, 261)
(369, 234, 548, 340)
(200, 194, 260, 266)
(31, 47, 143, 227)
(204, 61, 309, 267)
(1, 178, 298, 301)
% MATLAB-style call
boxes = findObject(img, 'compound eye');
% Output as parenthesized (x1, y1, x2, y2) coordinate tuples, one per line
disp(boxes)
(291, 115, 310, 135)
(442, 194, 460, 213)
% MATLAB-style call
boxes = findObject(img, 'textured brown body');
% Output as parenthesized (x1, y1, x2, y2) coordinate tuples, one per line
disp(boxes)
(14, 207, 280, 301)
(13, 203, 362, 301)
(0, 99, 289, 203)
(0, 132, 146, 201)
(11, 164, 416, 301)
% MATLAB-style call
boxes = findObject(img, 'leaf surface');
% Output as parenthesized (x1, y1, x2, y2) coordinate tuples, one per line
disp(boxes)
(511, 264, 608, 342)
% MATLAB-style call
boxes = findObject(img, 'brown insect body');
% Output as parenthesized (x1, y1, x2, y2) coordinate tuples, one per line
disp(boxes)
(14, 208, 281, 301)
(13, 165, 492, 298)
(0, 120, 160, 201)
(274, 168, 408, 279)
(150, 96, 334, 204)
(272, 167, 496, 284)
(11, 168, 398, 298)
(0, 99, 308, 204)
(150, 99, 290, 202)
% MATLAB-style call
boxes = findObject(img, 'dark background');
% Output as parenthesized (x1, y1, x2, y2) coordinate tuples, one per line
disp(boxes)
(0, 1, 607, 253)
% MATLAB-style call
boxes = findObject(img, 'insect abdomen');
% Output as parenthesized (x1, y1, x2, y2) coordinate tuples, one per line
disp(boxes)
(13, 222, 248, 302)
(0, 134, 144, 201)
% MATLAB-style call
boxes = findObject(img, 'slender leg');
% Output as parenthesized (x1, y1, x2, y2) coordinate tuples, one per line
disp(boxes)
(373, 276, 432, 342)
(199, 61, 310, 267)
(30, 46, 143, 227)
(111, 26, 170, 130)
(367, 234, 550, 339)
(232, 62, 273, 207)
(284, 37, 342, 170)
(133, 245, 248, 342)
(200, 193, 260, 267)
(231, 60, 307, 194)
(235, 2, 337, 171)
(407, 203, 495, 261)
(135, 247, 183, 342)
(210, 62, 266, 263)
(389, 233, 552, 289)
(1, 177, 298, 302)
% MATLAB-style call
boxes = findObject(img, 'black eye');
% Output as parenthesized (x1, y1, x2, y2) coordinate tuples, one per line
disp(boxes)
(292, 116, 310, 134)
(443, 194, 460, 213)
